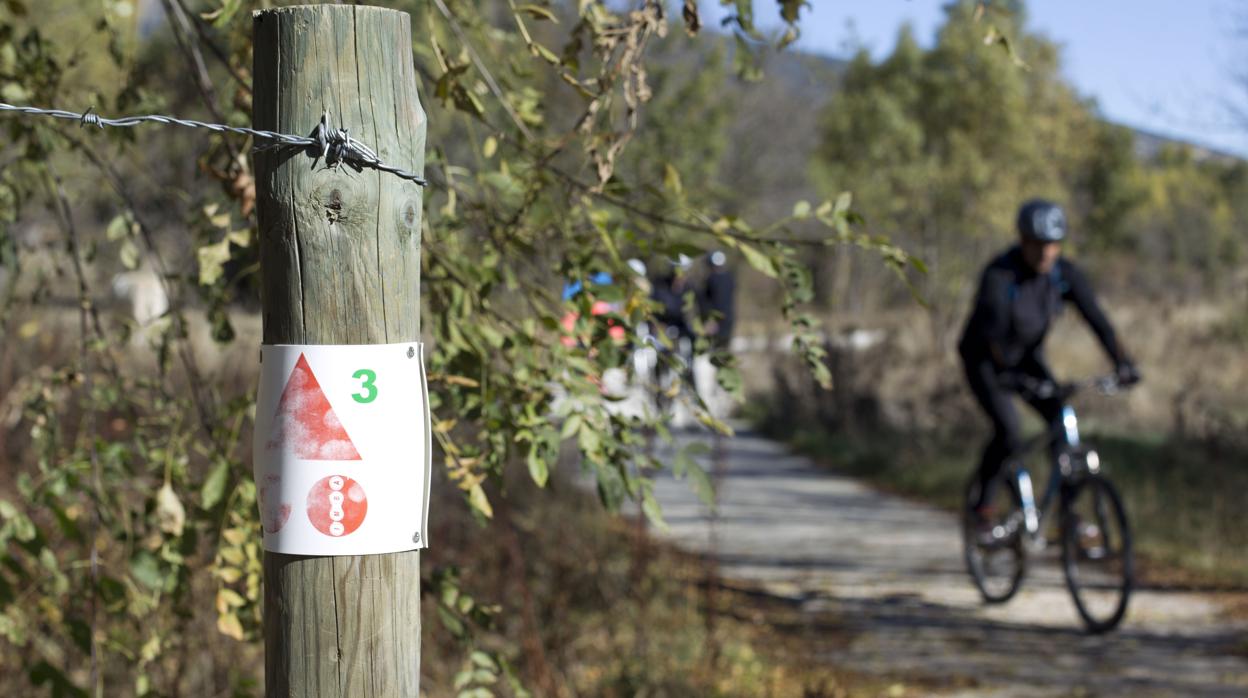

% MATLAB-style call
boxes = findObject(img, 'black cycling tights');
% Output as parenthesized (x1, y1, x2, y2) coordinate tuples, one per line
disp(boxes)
(963, 354, 1063, 510)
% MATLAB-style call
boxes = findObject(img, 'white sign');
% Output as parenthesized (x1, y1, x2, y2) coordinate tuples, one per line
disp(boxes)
(252, 342, 431, 556)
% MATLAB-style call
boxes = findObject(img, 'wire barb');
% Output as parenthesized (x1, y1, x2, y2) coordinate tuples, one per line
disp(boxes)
(0, 101, 428, 186)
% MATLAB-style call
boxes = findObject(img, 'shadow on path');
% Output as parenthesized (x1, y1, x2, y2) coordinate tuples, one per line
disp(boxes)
(648, 429, 1248, 697)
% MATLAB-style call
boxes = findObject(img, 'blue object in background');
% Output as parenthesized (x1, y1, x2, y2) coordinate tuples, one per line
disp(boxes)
(562, 272, 614, 301)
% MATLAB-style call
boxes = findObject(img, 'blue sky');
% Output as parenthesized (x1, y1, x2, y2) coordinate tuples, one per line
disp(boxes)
(700, 1, 1247, 157)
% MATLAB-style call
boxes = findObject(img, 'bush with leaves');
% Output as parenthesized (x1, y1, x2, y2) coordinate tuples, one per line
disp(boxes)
(0, 1, 931, 695)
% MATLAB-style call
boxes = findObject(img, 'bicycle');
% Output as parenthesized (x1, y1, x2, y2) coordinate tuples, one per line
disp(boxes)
(963, 373, 1136, 633)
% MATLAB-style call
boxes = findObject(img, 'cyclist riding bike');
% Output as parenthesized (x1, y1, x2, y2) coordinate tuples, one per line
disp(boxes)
(958, 199, 1140, 531)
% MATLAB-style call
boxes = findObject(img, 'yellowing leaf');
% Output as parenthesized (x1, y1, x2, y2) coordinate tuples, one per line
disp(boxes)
(197, 238, 232, 286)
(139, 634, 162, 664)
(663, 163, 683, 197)
(216, 612, 244, 641)
(219, 547, 245, 566)
(468, 483, 493, 518)
(155, 482, 185, 537)
(216, 588, 246, 615)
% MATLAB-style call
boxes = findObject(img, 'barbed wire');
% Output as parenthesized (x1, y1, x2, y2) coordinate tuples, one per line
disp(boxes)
(0, 102, 428, 187)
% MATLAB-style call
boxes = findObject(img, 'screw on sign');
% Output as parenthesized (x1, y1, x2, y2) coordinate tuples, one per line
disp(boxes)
(307, 474, 367, 537)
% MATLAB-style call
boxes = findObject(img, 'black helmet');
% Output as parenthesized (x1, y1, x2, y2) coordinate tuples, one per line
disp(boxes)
(1017, 199, 1067, 242)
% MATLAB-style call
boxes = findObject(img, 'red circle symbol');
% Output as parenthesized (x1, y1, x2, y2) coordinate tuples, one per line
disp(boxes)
(306, 474, 367, 537)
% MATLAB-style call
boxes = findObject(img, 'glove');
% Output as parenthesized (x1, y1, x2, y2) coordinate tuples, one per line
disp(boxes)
(1115, 360, 1141, 386)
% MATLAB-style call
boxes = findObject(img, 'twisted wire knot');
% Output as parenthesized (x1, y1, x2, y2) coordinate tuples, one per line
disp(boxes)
(310, 111, 387, 176)
(79, 107, 103, 129)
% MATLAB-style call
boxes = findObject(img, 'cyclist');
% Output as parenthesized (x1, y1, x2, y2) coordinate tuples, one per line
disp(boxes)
(958, 199, 1139, 527)
(698, 250, 736, 350)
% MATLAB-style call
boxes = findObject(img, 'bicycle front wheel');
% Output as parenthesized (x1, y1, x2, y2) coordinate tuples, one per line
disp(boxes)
(963, 474, 1026, 604)
(1062, 475, 1133, 633)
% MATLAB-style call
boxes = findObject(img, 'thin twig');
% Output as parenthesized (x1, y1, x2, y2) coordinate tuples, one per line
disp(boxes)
(430, 0, 537, 142)
(170, 0, 253, 95)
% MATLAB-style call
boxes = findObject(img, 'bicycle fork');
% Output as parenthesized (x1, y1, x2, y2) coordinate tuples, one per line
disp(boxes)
(1016, 469, 1044, 548)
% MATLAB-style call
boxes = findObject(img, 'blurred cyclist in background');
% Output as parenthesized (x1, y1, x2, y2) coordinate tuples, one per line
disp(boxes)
(958, 199, 1140, 527)
(699, 250, 736, 351)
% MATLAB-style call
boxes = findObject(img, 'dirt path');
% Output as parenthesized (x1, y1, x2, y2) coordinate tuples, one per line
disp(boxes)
(648, 430, 1248, 697)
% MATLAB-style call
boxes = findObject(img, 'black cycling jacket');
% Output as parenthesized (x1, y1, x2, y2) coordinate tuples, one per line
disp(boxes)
(958, 246, 1123, 369)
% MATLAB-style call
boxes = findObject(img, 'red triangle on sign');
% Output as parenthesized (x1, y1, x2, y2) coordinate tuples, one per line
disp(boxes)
(266, 353, 362, 460)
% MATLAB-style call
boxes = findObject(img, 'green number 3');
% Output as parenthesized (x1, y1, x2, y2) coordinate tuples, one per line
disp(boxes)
(352, 368, 378, 404)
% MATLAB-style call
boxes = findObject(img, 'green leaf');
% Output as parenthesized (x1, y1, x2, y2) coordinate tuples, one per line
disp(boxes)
(560, 413, 582, 439)
(526, 448, 549, 488)
(716, 366, 742, 395)
(641, 487, 667, 530)
(119, 240, 140, 270)
(130, 551, 164, 591)
(105, 214, 130, 241)
(793, 200, 811, 218)
(737, 242, 777, 279)
(833, 191, 853, 216)
(200, 459, 229, 510)
(530, 41, 561, 65)
(438, 605, 465, 637)
(471, 650, 499, 671)
(0, 83, 27, 103)
(685, 460, 716, 508)
(515, 4, 557, 22)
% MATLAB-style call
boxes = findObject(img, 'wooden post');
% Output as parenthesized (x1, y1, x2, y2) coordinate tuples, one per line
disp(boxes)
(252, 5, 426, 696)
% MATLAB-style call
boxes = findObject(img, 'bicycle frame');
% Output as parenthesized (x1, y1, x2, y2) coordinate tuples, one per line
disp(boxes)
(1008, 403, 1100, 543)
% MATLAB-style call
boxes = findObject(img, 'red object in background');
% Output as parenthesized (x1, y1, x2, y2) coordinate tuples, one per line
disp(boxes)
(266, 353, 362, 460)
(306, 474, 368, 537)
(561, 301, 625, 347)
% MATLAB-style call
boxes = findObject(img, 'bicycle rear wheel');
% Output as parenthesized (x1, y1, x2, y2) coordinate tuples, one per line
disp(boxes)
(1062, 475, 1133, 633)
(963, 474, 1026, 604)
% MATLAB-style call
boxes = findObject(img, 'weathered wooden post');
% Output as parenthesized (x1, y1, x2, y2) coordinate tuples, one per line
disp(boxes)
(252, 5, 426, 696)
